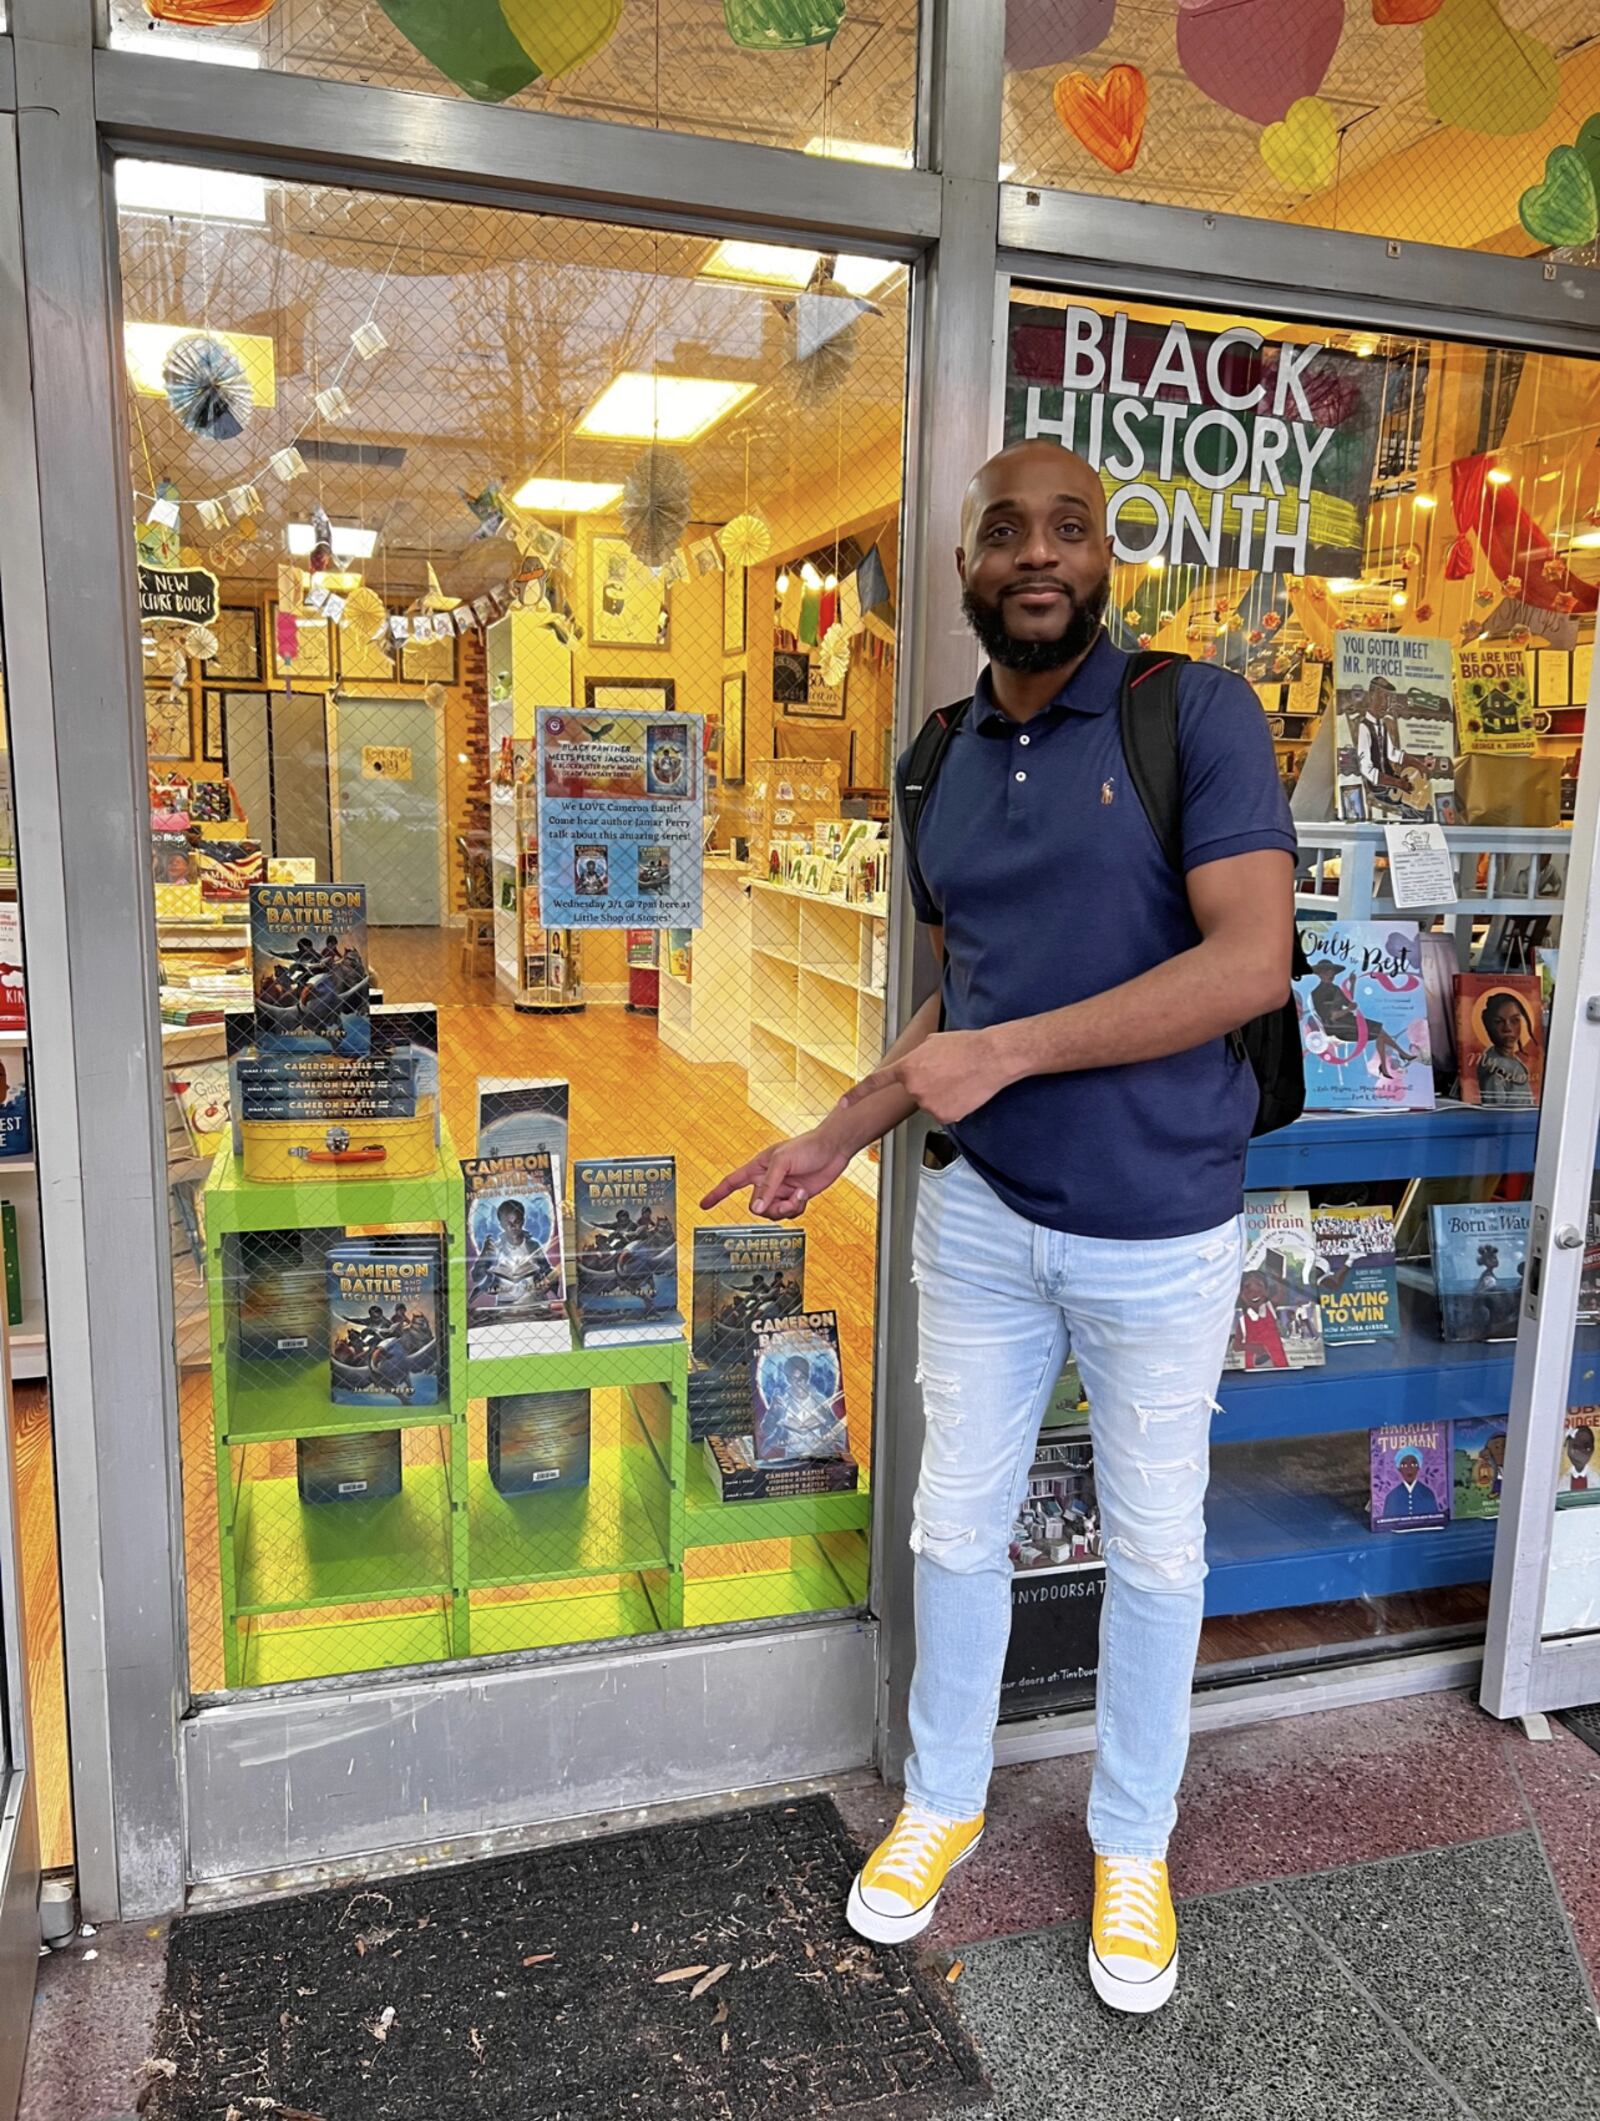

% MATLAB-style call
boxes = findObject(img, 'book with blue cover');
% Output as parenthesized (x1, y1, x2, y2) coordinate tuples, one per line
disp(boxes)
(1429, 1199, 1529, 1342)
(572, 1156, 680, 1345)
(327, 1240, 441, 1408)
(1293, 919, 1434, 1112)
(249, 881, 370, 1055)
(749, 1309, 848, 1464)
(464, 1151, 569, 1355)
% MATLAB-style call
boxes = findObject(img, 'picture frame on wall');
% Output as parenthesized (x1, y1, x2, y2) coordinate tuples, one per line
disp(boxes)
(210, 605, 262, 682)
(584, 677, 677, 716)
(721, 671, 745, 786)
(590, 533, 669, 649)
(145, 680, 194, 762)
(401, 627, 459, 685)
(340, 613, 399, 684)
(783, 653, 848, 720)
(772, 649, 809, 705)
(202, 689, 226, 764)
(722, 563, 747, 655)
(268, 605, 335, 682)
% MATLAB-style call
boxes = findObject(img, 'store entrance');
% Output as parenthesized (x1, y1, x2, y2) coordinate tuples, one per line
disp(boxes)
(331, 696, 444, 927)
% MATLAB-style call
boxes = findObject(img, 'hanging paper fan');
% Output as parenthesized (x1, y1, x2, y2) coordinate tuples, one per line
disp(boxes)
(723, 0, 845, 50)
(788, 282, 863, 408)
(501, 0, 622, 76)
(621, 447, 692, 568)
(162, 333, 253, 441)
(340, 585, 388, 643)
(720, 512, 773, 568)
(182, 624, 219, 663)
(145, 0, 279, 22)
(818, 621, 851, 687)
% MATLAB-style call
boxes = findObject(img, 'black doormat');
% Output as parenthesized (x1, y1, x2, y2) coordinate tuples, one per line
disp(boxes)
(1555, 1701, 1600, 1758)
(145, 1796, 986, 2121)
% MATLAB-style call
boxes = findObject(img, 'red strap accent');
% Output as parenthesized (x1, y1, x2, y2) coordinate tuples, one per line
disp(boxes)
(1129, 658, 1179, 690)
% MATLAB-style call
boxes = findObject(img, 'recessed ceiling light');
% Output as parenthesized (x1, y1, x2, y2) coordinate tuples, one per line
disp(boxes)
(108, 29, 262, 65)
(287, 521, 378, 560)
(803, 136, 913, 167)
(512, 476, 625, 514)
(576, 372, 755, 445)
(116, 158, 267, 223)
(698, 240, 900, 300)
(124, 322, 277, 406)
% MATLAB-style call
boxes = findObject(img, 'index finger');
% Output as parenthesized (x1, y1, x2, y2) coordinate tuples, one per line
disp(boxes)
(699, 1156, 765, 1211)
(840, 1062, 903, 1110)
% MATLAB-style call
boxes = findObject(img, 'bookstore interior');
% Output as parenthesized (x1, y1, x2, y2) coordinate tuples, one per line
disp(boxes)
(109, 150, 1600, 1720)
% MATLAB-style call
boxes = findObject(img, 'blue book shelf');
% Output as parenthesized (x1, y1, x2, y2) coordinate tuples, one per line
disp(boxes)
(1203, 1105, 1557, 1619)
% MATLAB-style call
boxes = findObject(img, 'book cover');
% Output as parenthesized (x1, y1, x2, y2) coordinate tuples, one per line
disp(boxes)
(1580, 1207, 1600, 1326)
(1454, 972, 1544, 1110)
(1224, 1189, 1326, 1371)
(1452, 1415, 1509, 1521)
(1293, 920, 1434, 1111)
(475, 1077, 570, 1169)
(1010, 1429, 1100, 1573)
(1558, 1410, 1600, 1507)
(249, 882, 371, 1056)
(327, 1241, 441, 1408)
(0, 903, 24, 1033)
(231, 1228, 330, 1362)
(1313, 1203, 1399, 1345)
(0, 1200, 18, 1330)
(572, 1157, 680, 1337)
(1430, 1200, 1530, 1342)
(1334, 631, 1457, 822)
(749, 1309, 848, 1463)
(1370, 1423, 1451, 1532)
(296, 1430, 402, 1505)
(463, 1151, 568, 1354)
(0, 1055, 30, 1161)
(703, 1432, 859, 1502)
(171, 1061, 231, 1155)
(487, 1389, 591, 1496)
(687, 1224, 805, 1438)
(1453, 643, 1535, 755)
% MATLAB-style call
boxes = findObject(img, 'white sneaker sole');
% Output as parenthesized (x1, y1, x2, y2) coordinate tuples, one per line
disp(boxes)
(844, 1827, 984, 1945)
(1088, 1939, 1179, 2015)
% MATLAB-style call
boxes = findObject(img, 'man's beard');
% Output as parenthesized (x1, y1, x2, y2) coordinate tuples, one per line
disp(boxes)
(961, 574, 1109, 674)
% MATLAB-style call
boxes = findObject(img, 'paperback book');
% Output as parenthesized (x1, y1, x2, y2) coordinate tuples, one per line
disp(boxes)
(0, 1201, 19, 1329)
(1558, 1410, 1600, 1507)
(1453, 643, 1535, 755)
(1452, 1415, 1509, 1521)
(1454, 972, 1543, 1110)
(1333, 630, 1457, 823)
(0, 1055, 30, 1161)
(476, 1077, 570, 1170)
(749, 1309, 848, 1463)
(231, 1229, 330, 1363)
(572, 1156, 681, 1345)
(688, 1223, 805, 1441)
(0, 903, 24, 1033)
(327, 1240, 442, 1409)
(1293, 920, 1433, 1112)
(171, 1061, 232, 1155)
(235, 1053, 417, 1124)
(1370, 1423, 1451, 1532)
(463, 1150, 569, 1355)
(1224, 1189, 1326, 1372)
(703, 1432, 859, 1502)
(1430, 1200, 1529, 1342)
(296, 1429, 402, 1505)
(487, 1389, 591, 1496)
(1313, 1203, 1399, 1345)
(249, 881, 371, 1056)
(1009, 1428, 1100, 1573)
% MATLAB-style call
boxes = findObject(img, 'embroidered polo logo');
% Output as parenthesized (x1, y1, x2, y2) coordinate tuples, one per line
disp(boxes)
(1100, 776, 1115, 805)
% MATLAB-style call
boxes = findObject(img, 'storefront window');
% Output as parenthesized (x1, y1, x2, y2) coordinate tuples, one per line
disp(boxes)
(1002, 1, 1600, 268)
(105, 1, 921, 163)
(1003, 283, 1597, 1680)
(120, 169, 906, 1690)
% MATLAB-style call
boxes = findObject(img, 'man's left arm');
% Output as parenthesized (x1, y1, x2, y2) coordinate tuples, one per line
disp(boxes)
(846, 847, 1294, 1124)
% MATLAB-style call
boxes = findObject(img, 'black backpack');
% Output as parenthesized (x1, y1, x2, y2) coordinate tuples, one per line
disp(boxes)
(896, 649, 1305, 1139)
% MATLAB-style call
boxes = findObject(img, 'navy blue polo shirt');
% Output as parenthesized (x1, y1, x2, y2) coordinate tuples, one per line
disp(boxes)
(900, 630, 1296, 1241)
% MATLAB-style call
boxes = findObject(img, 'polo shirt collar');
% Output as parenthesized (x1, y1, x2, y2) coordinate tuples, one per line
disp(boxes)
(971, 626, 1121, 731)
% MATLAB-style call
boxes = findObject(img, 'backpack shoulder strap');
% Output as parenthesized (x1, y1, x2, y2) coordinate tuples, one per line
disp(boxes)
(1118, 651, 1189, 874)
(897, 697, 972, 912)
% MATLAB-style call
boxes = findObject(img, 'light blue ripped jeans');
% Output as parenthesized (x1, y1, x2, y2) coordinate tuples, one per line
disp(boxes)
(904, 1154, 1242, 1858)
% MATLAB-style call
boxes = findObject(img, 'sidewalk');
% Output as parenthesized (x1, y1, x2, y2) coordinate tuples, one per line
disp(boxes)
(25, 1687, 1600, 2121)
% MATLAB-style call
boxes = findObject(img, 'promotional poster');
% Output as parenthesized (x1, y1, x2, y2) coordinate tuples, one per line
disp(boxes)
(1334, 632, 1457, 823)
(536, 709, 704, 930)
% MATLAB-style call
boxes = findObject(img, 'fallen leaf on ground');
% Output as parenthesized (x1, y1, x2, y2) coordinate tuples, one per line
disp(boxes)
(689, 1964, 732, 2000)
(711, 1999, 729, 2026)
(468, 2027, 485, 2061)
(654, 1965, 710, 1984)
(521, 1953, 555, 1967)
(142, 2061, 179, 2081)
(720, 2030, 731, 2055)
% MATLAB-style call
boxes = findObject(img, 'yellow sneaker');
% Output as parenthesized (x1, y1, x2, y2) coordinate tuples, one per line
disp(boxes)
(1089, 1854, 1179, 2014)
(845, 1803, 984, 1944)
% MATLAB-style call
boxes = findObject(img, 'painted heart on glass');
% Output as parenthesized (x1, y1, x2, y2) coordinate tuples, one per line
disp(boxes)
(1422, 0, 1558, 136)
(1052, 63, 1148, 172)
(1005, 0, 1117, 72)
(1260, 96, 1339, 192)
(1573, 114, 1600, 205)
(1371, 0, 1442, 21)
(501, 0, 623, 77)
(1176, 0, 1344, 126)
(1519, 145, 1598, 249)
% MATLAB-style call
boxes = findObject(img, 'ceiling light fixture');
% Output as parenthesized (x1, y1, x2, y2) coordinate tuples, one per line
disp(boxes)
(511, 476, 624, 514)
(1413, 494, 1437, 510)
(1570, 529, 1600, 550)
(287, 521, 378, 561)
(576, 371, 755, 445)
(698, 239, 899, 299)
(116, 158, 267, 224)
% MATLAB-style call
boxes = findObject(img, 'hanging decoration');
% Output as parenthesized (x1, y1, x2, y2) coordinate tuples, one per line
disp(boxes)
(351, 320, 389, 360)
(818, 621, 851, 688)
(307, 505, 335, 576)
(501, 0, 622, 75)
(144, 0, 278, 21)
(787, 280, 865, 406)
(162, 333, 254, 442)
(1259, 96, 1339, 193)
(621, 447, 691, 568)
(1006, 0, 1116, 71)
(376, 0, 540, 103)
(1517, 145, 1598, 248)
(1175, 0, 1342, 126)
(182, 624, 219, 663)
(1444, 532, 1475, 579)
(340, 585, 389, 645)
(1450, 453, 1599, 615)
(722, 0, 846, 51)
(1052, 64, 1148, 173)
(464, 482, 508, 540)
(720, 512, 772, 568)
(1422, 0, 1557, 137)
(268, 446, 307, 483)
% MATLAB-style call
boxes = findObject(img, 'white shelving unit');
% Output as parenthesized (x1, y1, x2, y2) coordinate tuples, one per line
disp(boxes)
(657, 860, 752, 1070)
(746, 880, 887, 1197)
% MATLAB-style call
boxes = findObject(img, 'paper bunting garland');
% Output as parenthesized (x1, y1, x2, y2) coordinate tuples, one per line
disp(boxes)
(1176, 0, 1342, 127)
(162, 333, 254, 441)
(622, 447, 692, 568)
(351, 320, 388, 360)
(1053, 65, 1147, 173)
(269, 446, 307, 483)
(500, 0, 622, 76)
(313, 384, 352, 423)
(722, 0, 846, 50)
(719, 512, 772, 568)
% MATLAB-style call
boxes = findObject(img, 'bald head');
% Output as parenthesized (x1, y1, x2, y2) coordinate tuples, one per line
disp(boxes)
(960, 440, 1107, 551)
(956, 440, 1111, 677)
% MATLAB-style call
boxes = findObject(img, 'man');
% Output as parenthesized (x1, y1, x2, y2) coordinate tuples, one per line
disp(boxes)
(1351, 674, 1428, 820)
(702, 440, 1294, 2014)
